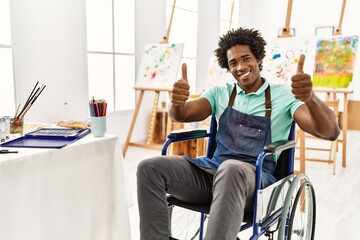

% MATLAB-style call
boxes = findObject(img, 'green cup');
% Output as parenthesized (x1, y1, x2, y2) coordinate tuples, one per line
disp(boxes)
(85, 116, 106, 137)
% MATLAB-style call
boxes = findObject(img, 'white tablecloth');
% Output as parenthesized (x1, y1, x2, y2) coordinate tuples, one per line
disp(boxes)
(0, 134, 132, 240)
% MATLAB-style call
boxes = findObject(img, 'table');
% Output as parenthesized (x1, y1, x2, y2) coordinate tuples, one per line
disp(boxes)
(0, 134, 132, 240)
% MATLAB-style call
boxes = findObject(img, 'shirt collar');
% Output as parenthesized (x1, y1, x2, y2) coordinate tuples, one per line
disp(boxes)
(236, 77, 269, 96)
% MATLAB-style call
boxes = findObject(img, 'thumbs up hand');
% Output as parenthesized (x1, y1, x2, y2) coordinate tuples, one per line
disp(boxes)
(291, 54, 313, 103)
(171, 63, 190, 106)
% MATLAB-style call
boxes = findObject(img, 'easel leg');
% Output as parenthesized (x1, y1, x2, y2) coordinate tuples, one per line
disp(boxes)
(122, 90, 145, 157)
(166, 91, 173, 134)
(299, 128, 306, 174)
(146, 91, 160, 145)
(342, 93, 348, 167)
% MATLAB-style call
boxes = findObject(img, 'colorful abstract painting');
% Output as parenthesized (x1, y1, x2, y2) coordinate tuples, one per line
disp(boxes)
(206, 56, 235, 89)
(136, 43, 184, 89)
(313, 35, 358, 88)
(262, 37, 316, 85)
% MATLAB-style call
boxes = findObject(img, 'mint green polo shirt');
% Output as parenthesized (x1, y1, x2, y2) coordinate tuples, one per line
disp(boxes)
(202, 79, 304, 145)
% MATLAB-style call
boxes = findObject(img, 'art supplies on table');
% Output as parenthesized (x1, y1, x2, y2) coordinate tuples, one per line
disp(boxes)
(0, 128, 91, 149)
(0, 149, 18, 154)
(14, 81, 46, 122)
(56, 121, 86, 129)
(26, 128, 90, 138)
(89, 98, 107, 117)
(88, 98, 107, 137)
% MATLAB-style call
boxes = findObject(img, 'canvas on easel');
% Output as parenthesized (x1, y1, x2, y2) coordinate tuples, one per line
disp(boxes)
(313, 35, 359, 88)
(122, 43, 184, 156)
(136, 43, 184, 89)
(206, 56, 235, 89)
(262, 36, 317, 85)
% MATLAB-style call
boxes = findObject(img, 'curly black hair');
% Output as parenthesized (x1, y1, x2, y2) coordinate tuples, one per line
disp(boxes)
(214, 28, 267, 71)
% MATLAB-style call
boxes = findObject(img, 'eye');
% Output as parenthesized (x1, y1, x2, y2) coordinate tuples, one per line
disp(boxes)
(243, 56, 251, 62)
(229, 61, 237, 68)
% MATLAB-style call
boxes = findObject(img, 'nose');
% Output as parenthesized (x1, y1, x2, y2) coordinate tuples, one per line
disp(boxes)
(236, 62, 246, 71)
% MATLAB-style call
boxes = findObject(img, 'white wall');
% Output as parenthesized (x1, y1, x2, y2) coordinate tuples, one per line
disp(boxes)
(196, 0, 221, 92)
(10, 0, 88, 123)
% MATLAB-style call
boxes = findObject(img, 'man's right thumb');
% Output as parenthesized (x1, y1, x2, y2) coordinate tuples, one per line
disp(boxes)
(181, 63, 188, 83)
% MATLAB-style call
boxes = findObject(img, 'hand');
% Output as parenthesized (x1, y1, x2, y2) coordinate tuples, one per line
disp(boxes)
(291, 54, 313, 102)
(171, 63, 190, 106)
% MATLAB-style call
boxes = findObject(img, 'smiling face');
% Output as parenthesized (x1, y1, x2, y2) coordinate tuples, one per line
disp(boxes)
(227, 45, 263, 93)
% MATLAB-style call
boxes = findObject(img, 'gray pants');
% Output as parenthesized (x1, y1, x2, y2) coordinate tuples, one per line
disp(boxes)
(137, 156, 256, 240)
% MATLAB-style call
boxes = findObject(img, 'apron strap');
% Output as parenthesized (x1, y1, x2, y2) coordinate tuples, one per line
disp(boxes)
(228, 84, 237, 107)
(228, 83, 272, 118)
(265, 86, 271, 118)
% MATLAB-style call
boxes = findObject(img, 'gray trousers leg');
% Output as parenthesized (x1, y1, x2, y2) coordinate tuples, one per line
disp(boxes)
(137, 156, 213, 240)
(204, 160, 256, 240)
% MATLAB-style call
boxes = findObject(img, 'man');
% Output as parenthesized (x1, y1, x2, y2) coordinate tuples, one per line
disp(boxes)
(137, 28, 339, 240)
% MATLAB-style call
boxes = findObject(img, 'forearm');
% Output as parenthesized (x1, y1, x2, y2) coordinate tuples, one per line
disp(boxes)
(169, 97, 212, 123)
(303, 93, 340, 140)
(169, 104, 189, 122)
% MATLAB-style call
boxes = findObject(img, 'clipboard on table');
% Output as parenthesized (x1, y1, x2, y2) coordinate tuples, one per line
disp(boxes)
(0, 128, 91, 149)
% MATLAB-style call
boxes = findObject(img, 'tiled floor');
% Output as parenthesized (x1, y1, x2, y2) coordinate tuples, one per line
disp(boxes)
(124, 129, 360, 239)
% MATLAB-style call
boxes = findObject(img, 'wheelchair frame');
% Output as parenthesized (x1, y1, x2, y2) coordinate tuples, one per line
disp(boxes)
(162, 116, 316, 240)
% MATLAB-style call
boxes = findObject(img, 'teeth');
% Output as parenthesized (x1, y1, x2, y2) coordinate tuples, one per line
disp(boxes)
(240, 72, 250, 79)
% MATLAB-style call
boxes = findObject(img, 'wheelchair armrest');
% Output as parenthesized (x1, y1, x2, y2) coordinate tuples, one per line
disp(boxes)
(162, 129, 211, 155)
(263, 140, 295, 153)
(167, 129, 208, 139)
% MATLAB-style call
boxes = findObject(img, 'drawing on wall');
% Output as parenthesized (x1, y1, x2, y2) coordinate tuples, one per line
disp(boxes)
(262, 37, 316, 85)
(313, 35, 359, 88)
(206, 56, 235, 89)
(136, 43, 184, 89)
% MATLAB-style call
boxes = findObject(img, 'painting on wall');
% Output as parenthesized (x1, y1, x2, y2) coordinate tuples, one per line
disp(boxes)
(313, 35, 359, 88)
(206, 56, 235, 89)
(262, 37, 316, 85)
(136, 43, 184, 89)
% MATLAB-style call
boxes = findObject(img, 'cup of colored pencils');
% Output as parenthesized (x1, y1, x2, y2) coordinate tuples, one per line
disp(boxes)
(88, 97, 107, 117)
(87, 98, 107, 137)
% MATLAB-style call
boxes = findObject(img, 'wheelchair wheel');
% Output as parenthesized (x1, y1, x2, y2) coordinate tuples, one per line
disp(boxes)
(287, 181, 316, 239)
(277, 174, 316, 240)
(168, 205, 207, 240)
(266, 177, 293, 216)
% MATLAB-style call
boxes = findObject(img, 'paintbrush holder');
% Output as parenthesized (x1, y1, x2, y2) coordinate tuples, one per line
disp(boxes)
(10, 117, 24, 135)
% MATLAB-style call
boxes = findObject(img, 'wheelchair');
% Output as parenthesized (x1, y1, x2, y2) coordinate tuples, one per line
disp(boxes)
(161, 116, 316, 240)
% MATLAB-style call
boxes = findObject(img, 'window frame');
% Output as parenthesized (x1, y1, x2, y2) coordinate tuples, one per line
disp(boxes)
(85, 0, 136, 112)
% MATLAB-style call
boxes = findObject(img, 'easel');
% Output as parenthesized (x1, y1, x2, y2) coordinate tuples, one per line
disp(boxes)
(122, 87, 173, 156)
(312, 0, 351, 168)
(229, 0, 235, 30)
(278, 0, 293, 38)
(313, 88, 353, 168)
(122, 0, 177, 157)
(276, 0, 307, 175)
(285, 0, 350, 174)
(334, 0, 347, 35)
